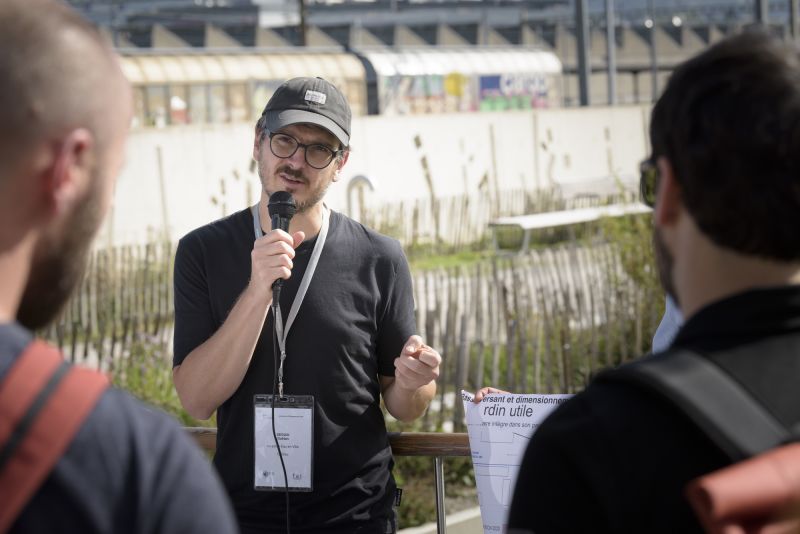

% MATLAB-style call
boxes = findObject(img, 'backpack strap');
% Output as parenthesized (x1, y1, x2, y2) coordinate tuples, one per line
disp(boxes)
(0, 340, 108, 533)
(598, 350, 790, 461)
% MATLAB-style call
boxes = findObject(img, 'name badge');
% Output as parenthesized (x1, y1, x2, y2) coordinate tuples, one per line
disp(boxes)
(253, 394, 314, 492)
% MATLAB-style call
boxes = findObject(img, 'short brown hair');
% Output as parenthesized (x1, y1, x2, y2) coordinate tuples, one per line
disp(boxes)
(0, 0, 121, 175)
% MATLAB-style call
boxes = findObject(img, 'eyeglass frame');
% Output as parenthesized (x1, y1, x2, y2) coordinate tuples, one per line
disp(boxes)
(639, 157, 659, 208)
(265, 131, 344, 170)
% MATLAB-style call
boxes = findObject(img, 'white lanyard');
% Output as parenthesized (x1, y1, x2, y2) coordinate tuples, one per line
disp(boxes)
(251, 203, 330, 397)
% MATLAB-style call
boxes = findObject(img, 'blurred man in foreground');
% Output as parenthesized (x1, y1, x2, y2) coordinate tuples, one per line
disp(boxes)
(507, 31, 800, 533)
(0, 1, 237, 531)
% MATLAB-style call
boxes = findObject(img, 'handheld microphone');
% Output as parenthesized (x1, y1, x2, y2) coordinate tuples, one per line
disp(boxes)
(267, 190, 296, 533)
(268, 191, 297, 292)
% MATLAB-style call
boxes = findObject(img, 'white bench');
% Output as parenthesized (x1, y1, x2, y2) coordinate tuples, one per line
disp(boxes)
(489, 203, 652, 252)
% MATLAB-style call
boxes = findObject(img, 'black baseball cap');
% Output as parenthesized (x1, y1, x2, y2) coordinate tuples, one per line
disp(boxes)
(261, 77, 351, 147)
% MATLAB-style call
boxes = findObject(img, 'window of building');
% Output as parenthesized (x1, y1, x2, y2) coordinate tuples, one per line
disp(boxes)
(145, 85, 168, 127)
(189, 85, 208, 124)
(228, 83, 249, 123)
(209, 83, 229, 123)
(169, 85, 189, 125)
(132, 86, 147, 128)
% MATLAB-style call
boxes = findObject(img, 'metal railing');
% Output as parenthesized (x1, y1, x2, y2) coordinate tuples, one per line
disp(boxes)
(185, 428, 471, 534)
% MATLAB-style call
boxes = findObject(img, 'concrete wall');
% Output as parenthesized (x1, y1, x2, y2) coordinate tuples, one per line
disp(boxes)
(98, 105, 651, 247)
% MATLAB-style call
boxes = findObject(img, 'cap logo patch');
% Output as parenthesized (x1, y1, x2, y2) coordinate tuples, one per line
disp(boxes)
(304, 90, 327, 105)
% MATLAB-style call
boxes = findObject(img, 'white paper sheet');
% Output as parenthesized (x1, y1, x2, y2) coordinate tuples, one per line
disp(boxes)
(461, 390, 573, 533)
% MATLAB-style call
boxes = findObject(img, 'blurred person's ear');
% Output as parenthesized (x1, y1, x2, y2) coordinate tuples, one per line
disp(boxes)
(253, 126, 266, 161)
(335, 150, 349, 175)
(655, 156, 682, 228)
(43, 128, 94, 219)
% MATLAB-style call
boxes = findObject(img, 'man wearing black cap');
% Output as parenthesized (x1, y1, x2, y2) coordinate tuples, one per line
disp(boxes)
(172, 77, 441, 533)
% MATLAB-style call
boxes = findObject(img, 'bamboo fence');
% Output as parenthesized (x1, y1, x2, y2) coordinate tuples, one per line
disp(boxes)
(40, 236, 662, 431)
(38, 190, 661, 428)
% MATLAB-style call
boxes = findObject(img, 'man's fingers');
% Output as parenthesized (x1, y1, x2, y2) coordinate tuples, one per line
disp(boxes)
(394, 356, 438, 390)
(257, 228, 294, 245)
(417, 350, 441, 368)
(397, 337, 440, 390)
(252, 249, 293, 271)
(249, 229, 302, 293)
(253, 238, 296, 257)
(474, 388, 491, 403)
(404, 335, 424, 354)
(473, 387, 510, 403)
(396, 355, 439, 379)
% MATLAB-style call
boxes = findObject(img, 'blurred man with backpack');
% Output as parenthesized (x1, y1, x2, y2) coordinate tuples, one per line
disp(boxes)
(507, 31, 800, 533)
(0, 1, 237, 532)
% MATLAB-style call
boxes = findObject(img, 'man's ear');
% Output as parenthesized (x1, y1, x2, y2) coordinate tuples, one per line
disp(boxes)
(655, 156, 682, 228)
(333, 150, 350, 181)
(45, 128, 94, 218)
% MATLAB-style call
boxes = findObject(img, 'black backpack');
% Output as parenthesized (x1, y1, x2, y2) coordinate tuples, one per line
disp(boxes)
(600, 350, 800, 534)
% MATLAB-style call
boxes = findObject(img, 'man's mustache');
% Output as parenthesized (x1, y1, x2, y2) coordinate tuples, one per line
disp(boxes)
(277, 166, 306, 182)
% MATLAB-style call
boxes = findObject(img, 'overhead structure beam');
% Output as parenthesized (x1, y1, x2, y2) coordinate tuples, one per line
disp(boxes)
(648, 0, 658, 102)
(605, 0, 616, 105)
(755, 0, 769, 25)
(298, 0, 307, 46)
(575, 0, 590, 106)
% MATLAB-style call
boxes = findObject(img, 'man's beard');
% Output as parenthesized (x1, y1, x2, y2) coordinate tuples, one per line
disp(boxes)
(258, 159, 330, 214)
(16, 179, 103, 331)
(654, 226, 679, 306)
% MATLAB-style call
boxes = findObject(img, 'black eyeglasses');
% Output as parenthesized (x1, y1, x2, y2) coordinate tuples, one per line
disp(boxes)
(639, 157, 658, 208)
(268, 132, 342, 170)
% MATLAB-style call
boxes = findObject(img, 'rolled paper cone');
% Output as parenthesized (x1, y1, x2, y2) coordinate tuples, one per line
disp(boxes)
(685, 444, 800, 534)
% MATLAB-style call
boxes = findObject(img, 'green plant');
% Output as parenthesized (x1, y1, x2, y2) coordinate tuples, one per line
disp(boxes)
(111, 334, 214, 428)
(407, 248, 489, 271)
(598, 212, 660, 293)
(597, 210, 665, 358)
(391, 454, 477, 529)
(393, 456, 437, 527)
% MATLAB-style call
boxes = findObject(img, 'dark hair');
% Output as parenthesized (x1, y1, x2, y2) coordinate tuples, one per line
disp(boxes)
(650, 30, 800, 260)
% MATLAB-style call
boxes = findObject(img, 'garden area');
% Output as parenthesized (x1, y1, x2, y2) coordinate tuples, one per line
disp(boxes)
(40, 191, 664, 528)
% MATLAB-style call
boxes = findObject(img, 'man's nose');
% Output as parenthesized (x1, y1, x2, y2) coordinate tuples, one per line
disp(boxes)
(287, 145, 308, 168)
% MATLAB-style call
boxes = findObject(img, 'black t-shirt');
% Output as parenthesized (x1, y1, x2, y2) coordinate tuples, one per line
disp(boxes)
(0, 322, 238, 534)
(507, 287, 800, 534)
(173, 208, 416, 533)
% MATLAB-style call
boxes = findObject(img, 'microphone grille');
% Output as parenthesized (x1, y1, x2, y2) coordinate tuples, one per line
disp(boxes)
(268, 191, 297, 219)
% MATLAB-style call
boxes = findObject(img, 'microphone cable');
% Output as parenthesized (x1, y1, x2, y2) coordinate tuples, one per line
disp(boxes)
(270, 286, 291, 534)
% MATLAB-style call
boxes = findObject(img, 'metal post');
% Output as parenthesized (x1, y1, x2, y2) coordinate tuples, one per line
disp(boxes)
(434, 456, 446, 534)
(755, 0, 769, 25)
(298, 0, 307, 46)
(109, 0, 119, 47)
(790, 0, 799, 41)
(481, 7, 489, 44)
(155, 146, 171, 242)
(647, 0, 658, 102)
(576, 0, 591, 106)
(605, 0, 617, 105)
